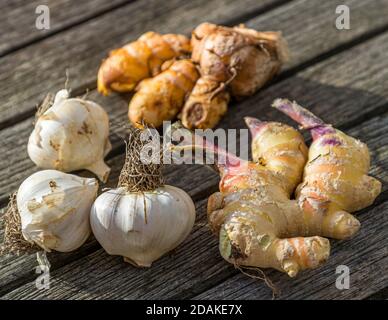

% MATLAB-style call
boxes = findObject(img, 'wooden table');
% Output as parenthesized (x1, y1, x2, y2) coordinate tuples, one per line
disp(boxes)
(1, 0, 387, 300)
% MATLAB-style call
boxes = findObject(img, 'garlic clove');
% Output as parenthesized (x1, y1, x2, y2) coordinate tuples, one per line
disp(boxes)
(17, 170, 98, 252)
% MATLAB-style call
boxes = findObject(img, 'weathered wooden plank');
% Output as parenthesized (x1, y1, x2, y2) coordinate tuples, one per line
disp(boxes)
(0, 0, 284, 128)
(2, 113, 386, 299)
(0, 198, 224, 300)
(0, 0, 132, 56)
(194, 200, 388, 300)
(0, 158, 219, 296)
(0, 1, 388, 201)
(1, 0, 388, 299)
(1, 27, 388, 206)
(245, 0, 388, 71)
(194, 114, 388, 300)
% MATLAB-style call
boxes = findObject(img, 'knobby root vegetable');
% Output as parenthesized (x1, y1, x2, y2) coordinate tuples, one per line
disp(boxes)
(273, 99, 382, 240)
(170, 120, 331, 277)
(180, 75, 230, 129)
(90, 126, 196, 267)
(98, 32, 191, 95)
(128, 59, 199, 128)
(171, 99, 381, 277)
(181, 22, 289, 129)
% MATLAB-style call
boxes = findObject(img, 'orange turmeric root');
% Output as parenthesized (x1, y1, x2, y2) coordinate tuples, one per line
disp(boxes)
(181, 22, 289, 129)
(98, 32, 191, 95)
(180, 76, 230, 129)
(128, 59, 199, 128)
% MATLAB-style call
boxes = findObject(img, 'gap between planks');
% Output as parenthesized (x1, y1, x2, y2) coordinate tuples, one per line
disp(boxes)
(2, 0, 388, 130)
(1, 0, 388, 208)
(0, 0, 290, 130)
(0, 0, 137, 58)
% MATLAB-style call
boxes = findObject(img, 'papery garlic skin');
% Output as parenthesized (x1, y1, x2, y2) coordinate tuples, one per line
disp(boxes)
(17, 170, 98, 252)
(90, 186, 196, 267)
(28, 89, 112, 182)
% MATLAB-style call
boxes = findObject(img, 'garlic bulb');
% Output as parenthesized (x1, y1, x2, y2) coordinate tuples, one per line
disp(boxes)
(90, 126, 196, 267)
(28, 89, 112, 182)
(17, 170, 98, 252)
(91, 186, 195, 266)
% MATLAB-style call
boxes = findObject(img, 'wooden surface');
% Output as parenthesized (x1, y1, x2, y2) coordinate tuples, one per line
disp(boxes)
(0, 0, 387, 300)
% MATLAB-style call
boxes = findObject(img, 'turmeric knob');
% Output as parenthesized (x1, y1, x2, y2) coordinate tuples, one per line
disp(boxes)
(181, 22, 289, 129)
(180, 76, 230, 129)
(128, 59, 199, 128)
(97, 32, 191, 95)
(191, 22, 289, 98)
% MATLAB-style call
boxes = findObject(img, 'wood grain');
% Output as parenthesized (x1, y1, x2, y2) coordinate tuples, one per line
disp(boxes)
(0, 0, 133, 56)
(1, 28, 388, 206)
(1, 0, 387, 300)
(2, 111, 386, 299)
(0, 0, 283, 128)
(0, 158, 218, 296)
(194, 201, 388, 300)
(245, 0, 388, 71)
(2, 0, 388, 128)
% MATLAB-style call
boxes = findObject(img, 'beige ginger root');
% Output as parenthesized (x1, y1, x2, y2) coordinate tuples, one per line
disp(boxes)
(206, 119, 331, 277)
(128, 59, 199, 128)
(181, 23, 289, 129)
(172, 100, 381, 277)
(273, 99, 382, 240)
(171, 119, 330, 277)
(98, 32, 191, 95)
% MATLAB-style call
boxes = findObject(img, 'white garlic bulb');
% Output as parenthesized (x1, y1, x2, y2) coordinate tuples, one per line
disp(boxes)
(90, 185, 196, 267)
(28, 89, 112, 182)
(17, 170, 98, 252)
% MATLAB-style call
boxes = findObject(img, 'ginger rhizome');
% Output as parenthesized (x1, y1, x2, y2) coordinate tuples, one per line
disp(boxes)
(273, 99, 382, 239)
(205, 119, 331, 277)
(97, 32, 191, 95)
(128, 59, 199, 128)
(171, 120, 330, 276)
(181, 23, 289, 129)
(171, 99, 381, 277)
